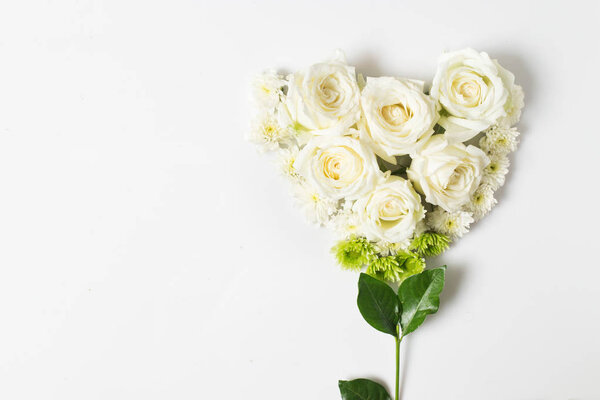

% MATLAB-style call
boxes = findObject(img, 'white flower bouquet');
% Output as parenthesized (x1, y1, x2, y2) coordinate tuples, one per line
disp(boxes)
(248, 48, 523, 399)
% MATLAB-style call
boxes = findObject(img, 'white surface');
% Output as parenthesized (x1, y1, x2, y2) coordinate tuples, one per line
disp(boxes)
(0, 1, 599, 399)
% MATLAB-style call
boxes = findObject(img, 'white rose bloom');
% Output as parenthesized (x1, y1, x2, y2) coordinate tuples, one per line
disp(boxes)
(408, 135, 489, 212)
(431, 48, 516, 142)
(360, 77, 438, 159)
(353, 176, 425, 243)
(252, 69, 286, 109)
(285, 52, 361, 135)
(294, 134, 381, 200)
(292, 182, 338, 225)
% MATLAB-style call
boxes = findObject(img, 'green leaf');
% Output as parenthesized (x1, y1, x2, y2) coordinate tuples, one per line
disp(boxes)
(338, 379, 391, 400)
(390, 166, 407, 177)
(433, 124, 446, 135)
(398, 267, 446, 336)
(357, 273, 400, 336)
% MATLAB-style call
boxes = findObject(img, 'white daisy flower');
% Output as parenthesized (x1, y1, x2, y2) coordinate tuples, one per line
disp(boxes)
(427, 207, 474, 239)
(482, 154, 510, 190)
(479, 125, 520, 156)
(251, 69, 286, 109)
(248, 111, 291, 152)
(374, 239, 410, 256)
(293, 182, 339, 225)
(465, 184, 497, 221)
(328, 200, 362, 238)
(498, 84, 524, 127)
(275, 145, 302, 182)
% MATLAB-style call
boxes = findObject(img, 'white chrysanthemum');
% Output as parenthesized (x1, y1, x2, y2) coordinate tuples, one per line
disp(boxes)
(248, 111, 291, 152)
(427, 207, 474, 239)
(252, 69, 286, 109)
(482, 154, 510, 190)
(276, 146, 302, 181)
(374, 239, 410, 256)
(479, 125, 520, 156)
(498, 84, 524, 127)
(465, 184, 497, 221)
(328, 206, 362, 239)
(413, 220, 428, 237)
(293, 182, 338, 225)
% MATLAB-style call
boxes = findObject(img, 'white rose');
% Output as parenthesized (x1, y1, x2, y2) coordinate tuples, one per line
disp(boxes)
(408, 135, 489, 212)
(353, 176, 425, 243)
(360, 77, 438, 159)
(294, 134, 381, 200)
(285, 52, 361, 135)
(431, 48, 516, 142)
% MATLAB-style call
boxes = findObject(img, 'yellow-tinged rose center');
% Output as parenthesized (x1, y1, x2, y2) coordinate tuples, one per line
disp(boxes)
(449, 70, 486, 108)
(317, 146, 364, 188)
(445, 164, 474, 193)
(381, 103, 412, 127)
(378, 197, 406, 221)
(319, 75, 343, 108)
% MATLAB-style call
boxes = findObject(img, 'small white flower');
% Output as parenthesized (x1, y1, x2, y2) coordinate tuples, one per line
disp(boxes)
(465, 184, 497, 221)
(479, 125, 520, 156)
(482, 154, 510, 190)
(276, 145, 302, 182)
(427, 207, 474, 239)
(413, 220, 428, 237)
(293, 182, 338, 225)
(252, 69, 286, 109)
(498, 84, 524, 127)
(328, 205, 362, 238)
(248, 111, 291, 152)
(374, 240, 410, 256)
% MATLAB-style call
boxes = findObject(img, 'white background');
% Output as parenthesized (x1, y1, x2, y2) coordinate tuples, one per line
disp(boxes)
(0, 1, 599, 399)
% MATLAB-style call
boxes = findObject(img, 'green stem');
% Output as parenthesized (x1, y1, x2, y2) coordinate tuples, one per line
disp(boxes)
(395, 335, 403, 400)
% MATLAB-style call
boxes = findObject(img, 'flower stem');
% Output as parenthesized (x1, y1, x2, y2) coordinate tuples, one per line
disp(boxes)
(395, 335, 403, 400)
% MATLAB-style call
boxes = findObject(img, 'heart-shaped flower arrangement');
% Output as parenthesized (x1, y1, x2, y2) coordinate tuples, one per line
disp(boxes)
(248, 48, 523, 399)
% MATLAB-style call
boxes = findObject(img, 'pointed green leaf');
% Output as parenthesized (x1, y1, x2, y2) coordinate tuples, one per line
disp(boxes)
(338, 379, 391, 400)
(357, 273, 400, 336)
(398, 266, 446, 336)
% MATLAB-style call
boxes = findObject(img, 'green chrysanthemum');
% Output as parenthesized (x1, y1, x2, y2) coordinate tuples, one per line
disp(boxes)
(366, 256, 400, 281)
(332, 236, 376, 271)
(409, 232, 450, 258)
(367, 252, 425, 283)
(394, 252, 426, 281)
